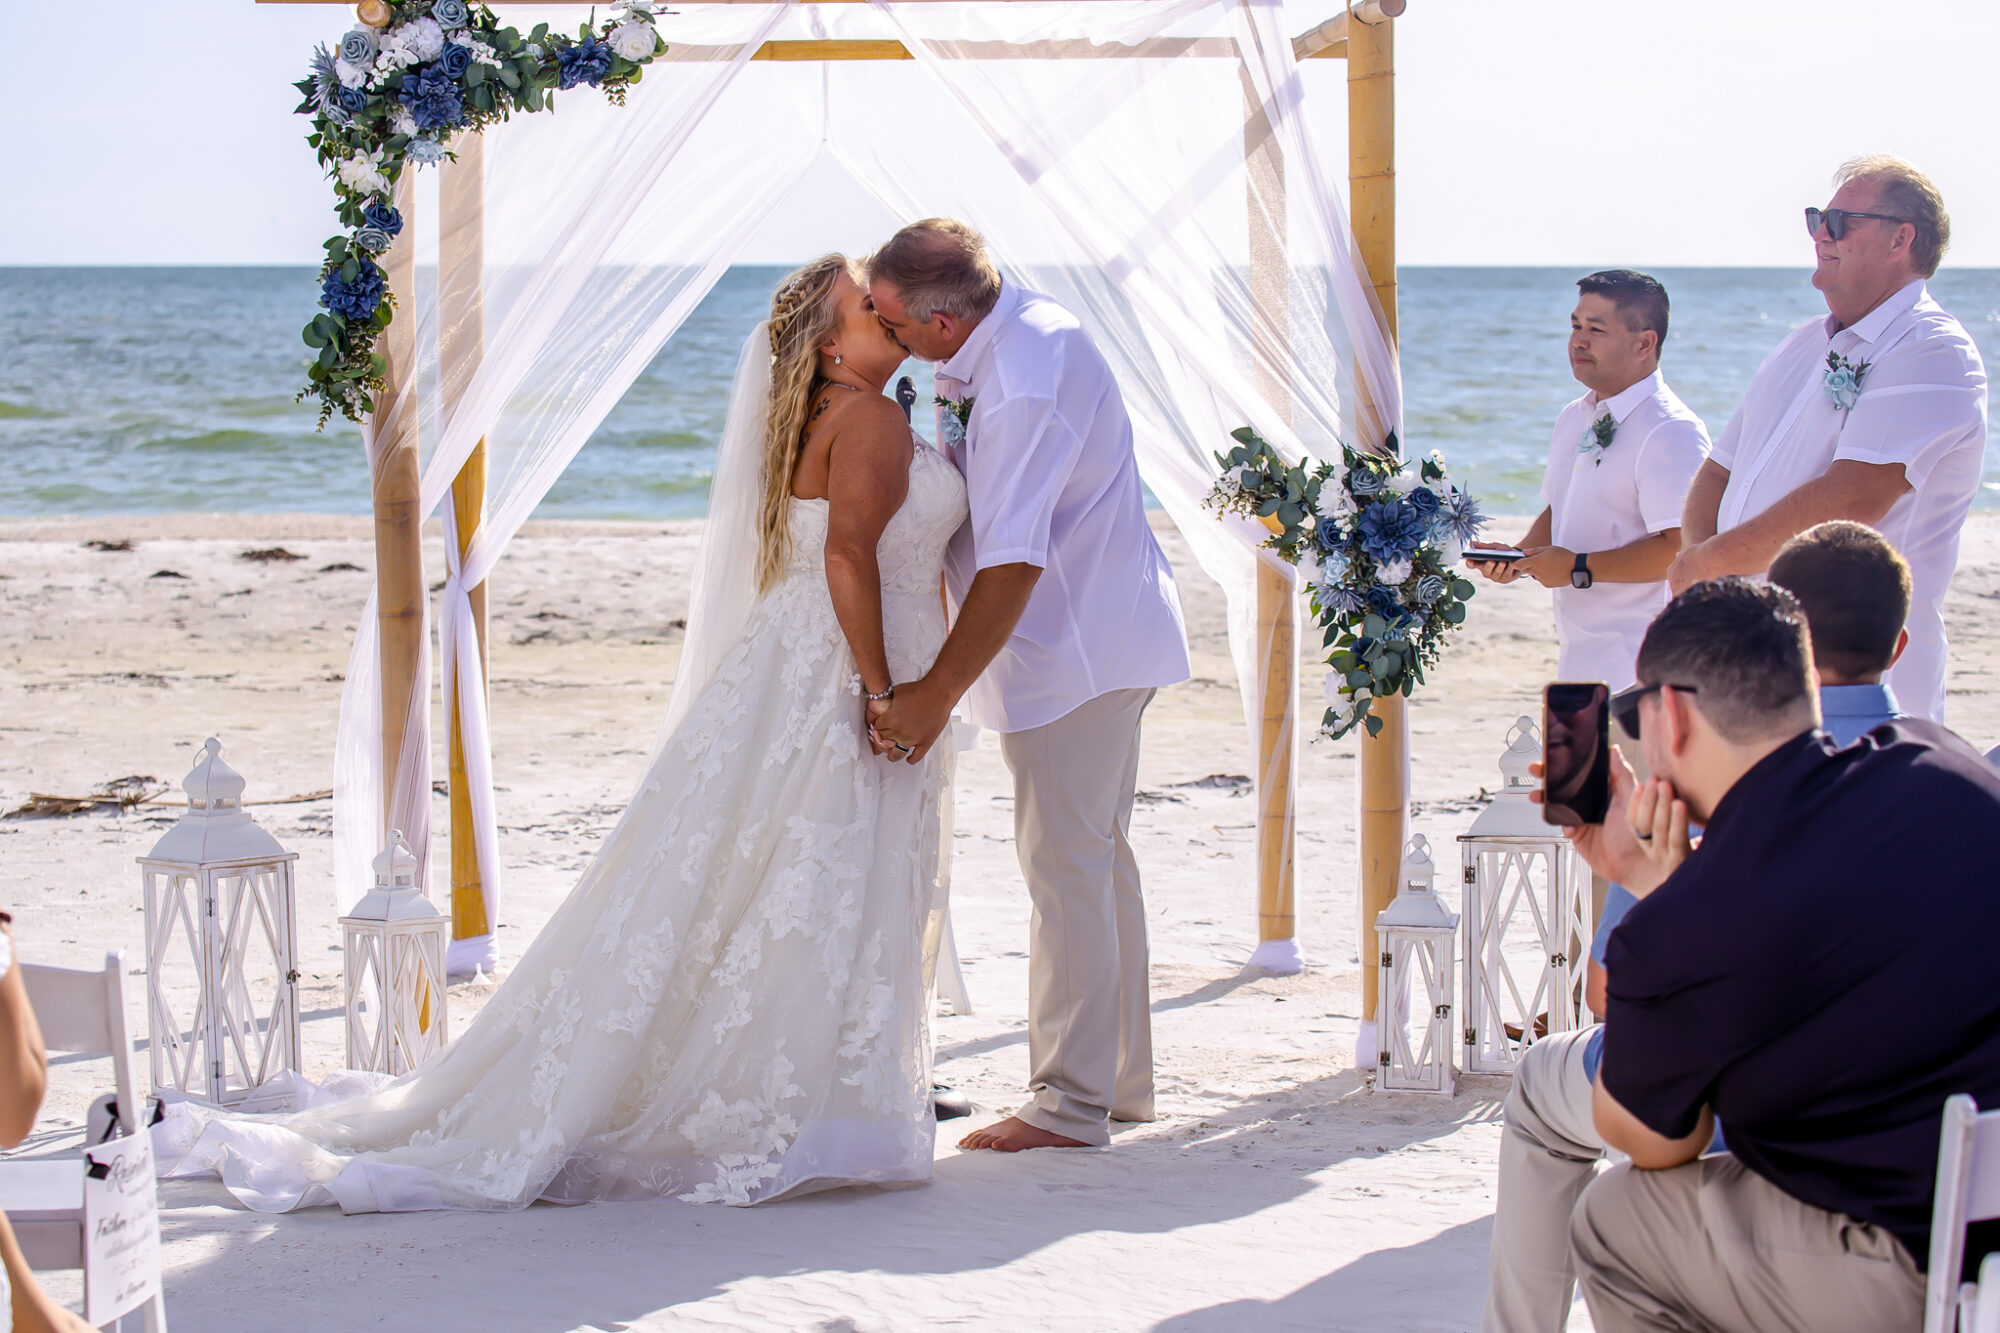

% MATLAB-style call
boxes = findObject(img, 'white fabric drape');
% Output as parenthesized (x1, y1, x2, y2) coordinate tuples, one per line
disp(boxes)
(331, 0, 1401, 962)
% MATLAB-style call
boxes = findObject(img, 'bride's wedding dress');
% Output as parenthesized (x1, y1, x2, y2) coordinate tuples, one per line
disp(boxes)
(157, 440, 969, 1210)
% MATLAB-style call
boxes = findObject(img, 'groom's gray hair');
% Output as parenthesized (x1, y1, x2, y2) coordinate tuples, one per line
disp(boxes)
(867, 219, 1002, 323)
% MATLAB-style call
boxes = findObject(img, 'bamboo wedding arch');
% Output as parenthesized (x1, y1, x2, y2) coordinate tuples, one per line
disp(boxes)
(265, 0, 1412, 1037)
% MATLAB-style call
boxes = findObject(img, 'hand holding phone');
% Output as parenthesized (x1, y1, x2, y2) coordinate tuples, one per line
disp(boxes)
(1542, 682, 1610, 826)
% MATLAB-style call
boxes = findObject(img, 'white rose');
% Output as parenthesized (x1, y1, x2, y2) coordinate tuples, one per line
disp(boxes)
(608, 20, 656, 60)
(335, 56, 372, 88)
(395, 16, 445, 61)
(1378, 558, 1413, 586)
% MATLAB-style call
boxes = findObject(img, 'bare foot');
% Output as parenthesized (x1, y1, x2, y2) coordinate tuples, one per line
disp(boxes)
(958, 1115, 1091, 1152)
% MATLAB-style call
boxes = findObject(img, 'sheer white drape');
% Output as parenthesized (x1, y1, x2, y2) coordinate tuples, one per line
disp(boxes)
(330, 0, 1400, 967)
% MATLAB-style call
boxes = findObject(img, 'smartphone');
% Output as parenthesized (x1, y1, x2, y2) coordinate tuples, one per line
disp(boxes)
(1466, 548, 1526, 565)
(1542, 682, 1611, 826)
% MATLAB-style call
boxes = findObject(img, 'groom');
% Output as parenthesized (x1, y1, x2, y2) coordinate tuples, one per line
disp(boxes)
(865, 219, 1191, 1152)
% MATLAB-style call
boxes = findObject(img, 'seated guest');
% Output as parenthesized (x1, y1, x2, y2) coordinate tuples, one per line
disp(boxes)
(1485, 576, 1987, 1333)
(1580, 518, 1912, 1016)
(1768, 519, 1910, 743)
(1570, 582, 2000, 1331)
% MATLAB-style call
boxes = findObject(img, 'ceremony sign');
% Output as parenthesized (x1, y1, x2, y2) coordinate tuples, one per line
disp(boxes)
(82, 1130, 163, 1327)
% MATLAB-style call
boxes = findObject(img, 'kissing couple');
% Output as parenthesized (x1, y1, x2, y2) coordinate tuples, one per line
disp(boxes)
(158, 219, 1191, 1210)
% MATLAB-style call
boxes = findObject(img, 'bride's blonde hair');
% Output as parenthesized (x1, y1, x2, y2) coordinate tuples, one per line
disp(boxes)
(758, 254, 857, 592)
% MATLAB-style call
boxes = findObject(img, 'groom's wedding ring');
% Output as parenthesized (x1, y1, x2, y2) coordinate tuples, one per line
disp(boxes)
(894, 742, 915, 755)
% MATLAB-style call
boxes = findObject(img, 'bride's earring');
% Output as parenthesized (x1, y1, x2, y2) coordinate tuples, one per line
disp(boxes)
(834, 352, 843, 366)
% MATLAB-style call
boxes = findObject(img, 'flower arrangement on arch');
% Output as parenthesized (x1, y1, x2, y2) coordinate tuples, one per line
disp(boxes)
(1205, 427, 1487, 740)
(295, 0, 668, 428)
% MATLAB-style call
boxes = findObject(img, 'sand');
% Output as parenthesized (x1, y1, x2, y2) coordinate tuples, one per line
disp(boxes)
(6, 511, 1999, 1332)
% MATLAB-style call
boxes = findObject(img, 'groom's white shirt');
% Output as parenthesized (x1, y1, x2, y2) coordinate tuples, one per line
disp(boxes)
(935, 279, 1190, 732)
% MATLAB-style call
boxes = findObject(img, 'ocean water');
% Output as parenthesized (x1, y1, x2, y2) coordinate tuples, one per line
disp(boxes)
(2, 265, 1997, 519)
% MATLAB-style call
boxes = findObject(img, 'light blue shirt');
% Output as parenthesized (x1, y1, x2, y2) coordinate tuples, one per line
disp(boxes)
(1581, 679, 1903, 1096)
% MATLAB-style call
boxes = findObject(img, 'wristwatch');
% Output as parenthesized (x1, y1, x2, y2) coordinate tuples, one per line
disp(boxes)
(1570, 552, 1594, 590)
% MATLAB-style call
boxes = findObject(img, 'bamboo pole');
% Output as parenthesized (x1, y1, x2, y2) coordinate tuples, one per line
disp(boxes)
(1243, 71, 1299, 968)
(1347, 8, 1408, 1042)
(441, 134, 491, 944)
(373, 172, 424, 847)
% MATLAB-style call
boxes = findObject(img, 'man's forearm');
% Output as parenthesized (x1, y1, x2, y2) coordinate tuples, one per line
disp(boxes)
(1583, 529, 1681, 584)
(1696, 460, 1910, 580)
(927, 562, 1042, 697)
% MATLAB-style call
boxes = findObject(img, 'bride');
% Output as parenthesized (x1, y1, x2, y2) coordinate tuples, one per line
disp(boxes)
(158, 255, 970, 1209)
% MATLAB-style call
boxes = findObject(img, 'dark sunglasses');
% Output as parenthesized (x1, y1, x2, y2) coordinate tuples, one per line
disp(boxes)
(1804, 207, 1907, 242)
(1610, 681, 1699, 741)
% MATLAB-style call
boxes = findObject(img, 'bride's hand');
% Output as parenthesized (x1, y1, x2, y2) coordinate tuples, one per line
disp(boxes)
(871, 675, 953, 764)
(865, 695, 894, 756)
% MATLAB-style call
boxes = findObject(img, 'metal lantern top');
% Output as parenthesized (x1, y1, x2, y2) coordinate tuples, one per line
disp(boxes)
(1464, 715, 1555, 839)
(1377, 834, 1457, 931)
(343, 831, 445, 924)
(138, 737, 292, 868)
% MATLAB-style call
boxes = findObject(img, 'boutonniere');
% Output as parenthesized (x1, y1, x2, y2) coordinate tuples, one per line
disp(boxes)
(1577, 411, 1616, 466)
(935, 393, 975, 449)
(1823, 350, 1869, 412)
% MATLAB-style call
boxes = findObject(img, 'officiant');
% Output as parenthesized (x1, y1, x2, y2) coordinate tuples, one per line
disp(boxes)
(1470, 269, 1710, 951)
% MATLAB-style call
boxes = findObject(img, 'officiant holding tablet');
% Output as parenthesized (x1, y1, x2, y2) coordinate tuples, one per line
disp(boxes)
(1471, 269, 1710, 950)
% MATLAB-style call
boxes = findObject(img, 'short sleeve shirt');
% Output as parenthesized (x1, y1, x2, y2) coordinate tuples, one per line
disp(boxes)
(1600, 722, 2000, 1268)
(1711, 282, 1988, 721)
(1541, 371, 1711, 691)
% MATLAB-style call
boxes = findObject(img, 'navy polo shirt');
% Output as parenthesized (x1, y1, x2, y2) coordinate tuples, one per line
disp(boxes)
(1601, 721, 2000, 1270)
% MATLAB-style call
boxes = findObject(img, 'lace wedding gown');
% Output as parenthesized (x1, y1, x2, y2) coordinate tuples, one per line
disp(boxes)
(157, 443, 970, 1211)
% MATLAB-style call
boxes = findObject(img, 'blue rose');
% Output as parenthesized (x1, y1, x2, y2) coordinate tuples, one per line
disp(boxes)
(338, 27, 378, 66)
(1416, 573, 1448, 605)
(354, 226, 394, 254)
(362, 201, 403, 236)
(1365, 584, 1410, 626)
(400, 63, 466, 131)
(1408, 485, 1441, 517)
(407, 137, 448, 165)
(437, 42, 473, 79)
(321, 258, 387, 322)
(1348, 466, 1385, 497)
(556, 34, 614, 89)
(1356, 498, 1426, 566)
(1314, 519, 1345, 554)
(338, 84, 369, 113)
(433, 0, 471, 29)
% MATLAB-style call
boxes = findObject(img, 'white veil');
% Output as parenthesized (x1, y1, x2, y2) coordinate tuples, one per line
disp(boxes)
(655, 321, 774, 747)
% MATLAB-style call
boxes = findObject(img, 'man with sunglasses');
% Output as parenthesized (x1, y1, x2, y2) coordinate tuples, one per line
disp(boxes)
(1483, 579, 2000, 1333)
(1669, 155, 1987, 723)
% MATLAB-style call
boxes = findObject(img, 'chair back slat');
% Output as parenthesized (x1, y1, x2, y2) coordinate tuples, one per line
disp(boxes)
(1928, 1095, 2000, 1333)
(19, 957, 118, 1054)
(1970, 1113, 2000, 1222)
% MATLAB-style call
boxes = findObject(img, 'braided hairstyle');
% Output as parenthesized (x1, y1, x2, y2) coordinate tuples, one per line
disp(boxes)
(757, 254, 857, 593)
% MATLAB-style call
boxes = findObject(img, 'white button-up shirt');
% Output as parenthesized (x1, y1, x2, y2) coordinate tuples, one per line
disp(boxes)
(1712, 280, 1988, 720)
(935, 280, 1190, 732)
(1541, 371, 1712, 691)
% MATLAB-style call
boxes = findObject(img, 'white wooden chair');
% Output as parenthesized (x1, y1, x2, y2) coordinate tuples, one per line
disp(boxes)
(0, 949, 168, 1333)
(1925, 1093, 2000, 1333)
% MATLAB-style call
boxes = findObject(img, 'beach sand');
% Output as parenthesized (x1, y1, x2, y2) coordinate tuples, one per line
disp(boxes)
(6, 511, 1998, 1332)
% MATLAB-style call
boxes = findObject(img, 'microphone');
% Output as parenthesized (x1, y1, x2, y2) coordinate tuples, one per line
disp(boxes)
(895, 376, 917, 422)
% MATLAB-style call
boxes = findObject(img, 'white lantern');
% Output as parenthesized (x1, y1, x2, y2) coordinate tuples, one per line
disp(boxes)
(1457, 716, 1593, 1075)
(137, 737, 301, 1106)
(1375, 834, 1459, 1095)
(341, 831, 450, 1074)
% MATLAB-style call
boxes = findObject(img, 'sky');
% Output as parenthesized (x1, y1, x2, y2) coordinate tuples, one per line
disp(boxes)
(5, 0, 1997, 269)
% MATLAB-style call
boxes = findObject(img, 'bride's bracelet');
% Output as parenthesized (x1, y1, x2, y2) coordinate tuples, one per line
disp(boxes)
(863, 684, 896, 702)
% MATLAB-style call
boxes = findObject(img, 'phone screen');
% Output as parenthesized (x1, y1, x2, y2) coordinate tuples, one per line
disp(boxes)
(1542, 682, 1611, 826)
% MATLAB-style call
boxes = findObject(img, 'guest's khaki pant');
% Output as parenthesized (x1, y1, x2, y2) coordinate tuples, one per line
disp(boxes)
(1482, 1031, 1927, 1333)
(999, 686, 1156, 1146)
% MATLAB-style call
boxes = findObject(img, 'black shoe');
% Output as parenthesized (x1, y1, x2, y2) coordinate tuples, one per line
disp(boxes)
(931, 1084, 973, 1120)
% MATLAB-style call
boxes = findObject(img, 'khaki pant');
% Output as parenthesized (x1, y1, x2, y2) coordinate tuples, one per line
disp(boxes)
(1482, 1032, 1926, 1333)
(1572, 1155, 1924, 1332)
(998, 686, 1156, 1146)
(1485, 1029, 1604, 1332)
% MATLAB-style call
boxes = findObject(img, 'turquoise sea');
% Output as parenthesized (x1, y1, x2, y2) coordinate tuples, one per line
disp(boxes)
(2, 265, 1997, 519)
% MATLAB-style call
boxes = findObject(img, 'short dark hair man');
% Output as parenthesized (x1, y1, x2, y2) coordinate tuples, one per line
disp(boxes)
(1769, 519, 1911, 742)
(1561, 580, 2000, 1331)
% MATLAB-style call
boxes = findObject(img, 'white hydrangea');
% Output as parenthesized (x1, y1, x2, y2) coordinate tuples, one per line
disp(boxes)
(337, 149, 391, 198)
(1440, 533, 1466, 566)
(1297, 548, 1323, 587)
(335, 56, 372, 89)
(1377, 557, 1413, 586)
(388, 16, 445, 61)
(1327, 484, 1358, 518)
(469, 38, 501, 67)
(1323, 671, 1346, 705)
(608, 20, 657, 60)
